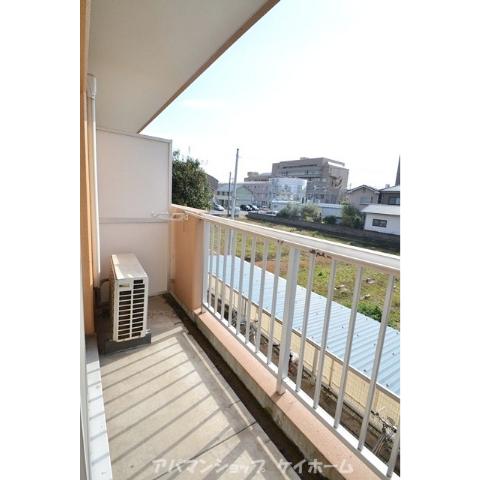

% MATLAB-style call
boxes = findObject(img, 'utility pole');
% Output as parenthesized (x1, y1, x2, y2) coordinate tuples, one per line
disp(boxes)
(227, 171, 232, 216)
(231, 148, 239, 220)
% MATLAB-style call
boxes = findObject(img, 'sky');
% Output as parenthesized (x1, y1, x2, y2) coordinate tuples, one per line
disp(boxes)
(143, 0, 403, 189)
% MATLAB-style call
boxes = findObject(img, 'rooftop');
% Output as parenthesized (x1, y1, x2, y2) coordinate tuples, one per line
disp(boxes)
(347, 185, 380, 194)
(214, 255, 400, 396)
(380, 186, 400, 193)
(361, 205, 401, 216)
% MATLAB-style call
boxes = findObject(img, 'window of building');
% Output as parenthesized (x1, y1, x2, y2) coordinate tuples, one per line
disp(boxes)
(372, 218, 387, 227)
(360, 196, 370, 204)
(388, 196, 400, 205)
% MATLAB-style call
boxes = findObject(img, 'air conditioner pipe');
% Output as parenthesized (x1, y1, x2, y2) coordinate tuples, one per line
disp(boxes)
(86, 74, 101, 288)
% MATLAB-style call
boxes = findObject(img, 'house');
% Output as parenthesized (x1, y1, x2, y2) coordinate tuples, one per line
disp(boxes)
(378, 185, 401, 205)
(344, 185, 380, 210)
(81, 2, 400, 479)
(362, 204, 400, 235)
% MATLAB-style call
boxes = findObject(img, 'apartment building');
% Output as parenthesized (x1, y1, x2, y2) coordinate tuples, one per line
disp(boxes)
(272, 157, 349, 203)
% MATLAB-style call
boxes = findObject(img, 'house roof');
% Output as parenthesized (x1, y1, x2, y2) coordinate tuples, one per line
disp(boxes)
(380, 185, 400, 193)
(318, 203, 343, 209)
(361, 204, 400, 216)
(88, 0, 278, 132)
(214, 255, 400, 396)
(346, 184, 379, 194)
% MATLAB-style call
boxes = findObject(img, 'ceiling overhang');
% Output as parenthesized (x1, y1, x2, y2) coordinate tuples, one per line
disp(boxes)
(88, 0, 278, 133)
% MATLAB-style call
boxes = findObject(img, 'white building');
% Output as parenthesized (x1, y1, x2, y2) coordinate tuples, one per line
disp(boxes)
(361, 204, 400, 235)
(269, 177, 307, 211)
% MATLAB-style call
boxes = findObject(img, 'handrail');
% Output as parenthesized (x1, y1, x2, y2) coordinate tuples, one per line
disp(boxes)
(172, 204, 400, 275)
(194, 211, 401, 478)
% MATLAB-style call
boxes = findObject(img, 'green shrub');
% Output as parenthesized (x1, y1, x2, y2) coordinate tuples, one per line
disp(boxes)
(341, 203, 364, 229)
(277, 204, 302, 219)
(301, 204, 321, 222)
(358, 303, 383, 321)
(323, 215, 337, 224)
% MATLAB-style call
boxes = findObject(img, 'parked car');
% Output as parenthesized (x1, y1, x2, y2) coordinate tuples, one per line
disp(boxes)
(212, 203, 225, 211)
(248, 204, 259, 211)
(240, 204, 252, 211)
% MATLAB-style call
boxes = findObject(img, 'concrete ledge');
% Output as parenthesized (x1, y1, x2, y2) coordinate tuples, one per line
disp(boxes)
(193, 309, 382, 480)
(86, 336, 113, 480)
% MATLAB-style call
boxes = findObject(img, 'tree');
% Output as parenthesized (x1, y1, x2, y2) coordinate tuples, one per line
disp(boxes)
(277, 203, 302, 219)
(341, 202, 363, 229)
(172, 150, 212, 209)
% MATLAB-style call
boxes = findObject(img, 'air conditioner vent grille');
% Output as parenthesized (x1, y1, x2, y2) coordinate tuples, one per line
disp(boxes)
(111, 254, 149, 342)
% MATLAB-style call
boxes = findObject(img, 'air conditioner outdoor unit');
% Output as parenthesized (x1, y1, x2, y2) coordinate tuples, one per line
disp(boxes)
(110, 253, 149, 342)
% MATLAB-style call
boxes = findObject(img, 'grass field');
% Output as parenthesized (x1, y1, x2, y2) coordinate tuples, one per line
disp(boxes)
(213, 218, 400, 330)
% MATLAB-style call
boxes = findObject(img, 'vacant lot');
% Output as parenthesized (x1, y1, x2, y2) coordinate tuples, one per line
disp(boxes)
(215, 218, 400, 330)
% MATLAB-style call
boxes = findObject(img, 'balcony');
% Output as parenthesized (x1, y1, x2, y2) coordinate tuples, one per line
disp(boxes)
(84, 205, 400, 480)
(170, 206, 400, 478)
(81, 3, 400, 478)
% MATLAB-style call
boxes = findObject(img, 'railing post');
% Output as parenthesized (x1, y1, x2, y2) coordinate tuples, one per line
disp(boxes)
(201, 221, 210, 312)
(245, 235, 257, 344)
(313, 259, 337, 408)
(295, 251, 316, 391)
(220, 227, 230, 320)
(276, 247, 300, 394)
(267, 241, 282, 365)
(334, 265, 364, 428)
(227, 230, 237, 327)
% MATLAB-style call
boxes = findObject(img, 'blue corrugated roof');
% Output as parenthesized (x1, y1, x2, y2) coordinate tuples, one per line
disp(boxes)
(211, 255, 400, 396)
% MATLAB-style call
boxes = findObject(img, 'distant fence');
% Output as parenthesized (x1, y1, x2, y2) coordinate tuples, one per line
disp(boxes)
(246, 212, 400, 252)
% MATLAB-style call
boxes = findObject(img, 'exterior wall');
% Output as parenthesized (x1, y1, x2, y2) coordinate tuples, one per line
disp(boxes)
(345, 188, 379, 210)
(81, 0, 94, 334)
(378, 191, 400, 205)
(269, 177, 307, 205)
(317, 204, 343, 219)
(216, 184, 254, 207)
(243, 181, 270, 206)
(96, 129, 172, 295)
(169, 207, 204, 313)
(364, 213, 400, 235)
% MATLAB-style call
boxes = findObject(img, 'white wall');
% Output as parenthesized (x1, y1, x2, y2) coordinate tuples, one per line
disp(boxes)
(96, 129, 172, 295)
(364, 213, 400, 235)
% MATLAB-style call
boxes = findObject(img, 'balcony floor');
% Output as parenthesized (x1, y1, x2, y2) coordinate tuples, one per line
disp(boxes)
(100, 296, 300, 479)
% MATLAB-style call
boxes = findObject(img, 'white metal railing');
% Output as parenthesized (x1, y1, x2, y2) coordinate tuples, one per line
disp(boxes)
(177, 206, 400, 479)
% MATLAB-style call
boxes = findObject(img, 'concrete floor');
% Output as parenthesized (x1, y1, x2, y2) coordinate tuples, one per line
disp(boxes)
(100, 296, 300, 480)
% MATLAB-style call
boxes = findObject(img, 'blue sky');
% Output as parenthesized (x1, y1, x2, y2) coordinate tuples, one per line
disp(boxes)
(143, 0, 402, 188)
